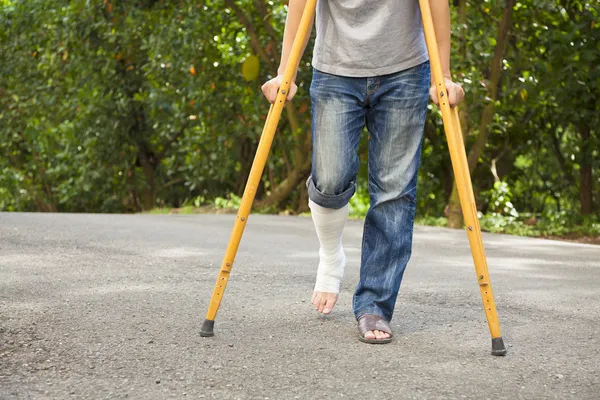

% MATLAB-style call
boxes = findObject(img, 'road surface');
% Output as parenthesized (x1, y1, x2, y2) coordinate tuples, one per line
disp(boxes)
(1, 213, 599, 399)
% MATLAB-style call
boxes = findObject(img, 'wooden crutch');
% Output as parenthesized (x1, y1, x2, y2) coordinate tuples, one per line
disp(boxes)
(200, 0, 317, 338)
(419, 0, 506, 356)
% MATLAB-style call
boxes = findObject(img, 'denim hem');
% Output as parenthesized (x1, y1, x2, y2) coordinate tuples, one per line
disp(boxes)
(306, 175, 356, 210)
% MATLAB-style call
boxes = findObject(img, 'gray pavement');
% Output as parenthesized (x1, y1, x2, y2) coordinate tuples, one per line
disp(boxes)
(1, 213, 599, 399)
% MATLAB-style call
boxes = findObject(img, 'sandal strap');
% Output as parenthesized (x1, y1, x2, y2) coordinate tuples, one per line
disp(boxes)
(358, 314, 392, 335)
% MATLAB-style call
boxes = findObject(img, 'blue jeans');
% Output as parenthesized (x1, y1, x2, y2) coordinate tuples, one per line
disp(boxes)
(307, 61, 431, 322)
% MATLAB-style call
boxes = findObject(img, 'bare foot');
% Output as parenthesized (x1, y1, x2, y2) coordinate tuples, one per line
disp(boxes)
(311, 291, 338, 315)
(363, 330, 391, 340)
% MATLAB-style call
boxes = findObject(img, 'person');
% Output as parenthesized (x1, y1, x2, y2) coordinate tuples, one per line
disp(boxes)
(262, 0, 465, 344)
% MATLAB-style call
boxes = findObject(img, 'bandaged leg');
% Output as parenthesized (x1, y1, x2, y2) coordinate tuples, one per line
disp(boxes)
(309, 199, 349, 294)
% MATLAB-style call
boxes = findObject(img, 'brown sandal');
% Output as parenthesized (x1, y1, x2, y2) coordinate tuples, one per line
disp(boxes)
(357, 314, 393, 344)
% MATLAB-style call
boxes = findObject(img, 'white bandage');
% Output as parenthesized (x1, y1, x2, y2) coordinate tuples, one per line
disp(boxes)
(309, 199, 349, 294)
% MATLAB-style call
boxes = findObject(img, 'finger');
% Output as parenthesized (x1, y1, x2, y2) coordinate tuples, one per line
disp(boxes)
(268, 85, 278, 104)
(287, 84, 298, 101)
(261, 83, 268, 99)
(448, 85, 458, 108)
(429, 86, 439, 105)
(272, 76, 282, 103)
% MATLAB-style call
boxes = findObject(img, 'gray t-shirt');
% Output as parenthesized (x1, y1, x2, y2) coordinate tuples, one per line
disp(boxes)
(312, 0, 429, 77)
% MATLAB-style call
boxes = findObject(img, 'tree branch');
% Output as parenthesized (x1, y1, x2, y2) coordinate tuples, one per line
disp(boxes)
(550, 126, 575, 185)
(156, 122, 188, 162)
(223, 0, 275, 71)
(466, 0, 515, 172)
(254, 0, 281, 61)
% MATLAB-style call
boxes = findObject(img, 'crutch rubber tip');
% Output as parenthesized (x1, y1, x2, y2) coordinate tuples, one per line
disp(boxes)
(200, 319, 215, 337)
(491, 337, 507, 356)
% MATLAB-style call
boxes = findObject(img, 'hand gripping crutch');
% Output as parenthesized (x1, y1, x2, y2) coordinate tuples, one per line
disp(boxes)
(200, 0, 317, 338)
(419, 0, 506, 356)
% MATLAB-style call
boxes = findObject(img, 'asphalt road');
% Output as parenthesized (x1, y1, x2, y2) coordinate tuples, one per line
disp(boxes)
(1, 213, 599, 399)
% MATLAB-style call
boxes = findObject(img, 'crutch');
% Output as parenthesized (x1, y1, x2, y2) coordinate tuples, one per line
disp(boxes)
(419, 0, 506, 356)
(199, 0, 317, 338)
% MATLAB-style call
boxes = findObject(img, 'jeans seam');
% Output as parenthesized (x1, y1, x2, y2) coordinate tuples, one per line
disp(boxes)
(361, 216, 369, 260)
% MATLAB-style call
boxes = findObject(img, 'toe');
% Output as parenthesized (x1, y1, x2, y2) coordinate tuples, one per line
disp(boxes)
(312, 292, 321, 309)
(318, 296, 327, 313)
(322, 294, 337, 315)
(364, 330, 376, 339)
(374, 330, 389, 340)
(311, 291, 318, 306)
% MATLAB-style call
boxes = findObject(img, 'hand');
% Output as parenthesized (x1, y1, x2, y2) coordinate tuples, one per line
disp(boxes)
(261, 75, 298, 104)
(429, 77, 465, 108)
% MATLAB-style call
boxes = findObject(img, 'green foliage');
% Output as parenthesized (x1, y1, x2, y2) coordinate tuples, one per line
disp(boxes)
(0, 0, 597, 241)
(0, 0, 299, 212)
(348, 182, 369, 218)
(481, 181, 518, 217)
(478, 212, 600, 238)
(214, 193, 242, 210)
(415, 215, 449, 227)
